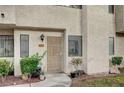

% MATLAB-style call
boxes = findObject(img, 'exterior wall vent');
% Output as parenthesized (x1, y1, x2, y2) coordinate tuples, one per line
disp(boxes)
(1, 13, 5, 18)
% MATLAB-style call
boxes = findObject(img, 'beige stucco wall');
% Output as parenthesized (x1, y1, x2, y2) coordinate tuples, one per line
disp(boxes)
(0, 5, 15, 25)
(14, 6, 82, 76)
(82, 6, 115, 74)
(116, 36, 124, 66)
(14, 29, 66, 76)
(115, 6, 124, 66)
(0, 29, 14, 35)
(116, 36, 124, 57)
(0, 5, 82, 76)
(81, 6, 88, 73)
(0, 5, 117, 76)
(15, 5, 81, 32)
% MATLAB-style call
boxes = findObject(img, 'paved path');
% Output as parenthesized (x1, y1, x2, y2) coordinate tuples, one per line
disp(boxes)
(9, 73, 72, 87)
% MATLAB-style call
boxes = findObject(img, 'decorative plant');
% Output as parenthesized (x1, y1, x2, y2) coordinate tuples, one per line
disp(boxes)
(70, 58, 82, 71)
(70, 58, 82, 78)
(8, 63, 14, 75)
(20, 51, 47, 81)
(32, 51, 47, 78)
(112, 57, 123, 66)
(32, 65, 41, 78)
(0, 60, 10, 83)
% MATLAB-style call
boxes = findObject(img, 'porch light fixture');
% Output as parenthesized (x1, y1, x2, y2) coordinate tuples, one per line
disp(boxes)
(40, 34, 45, 42)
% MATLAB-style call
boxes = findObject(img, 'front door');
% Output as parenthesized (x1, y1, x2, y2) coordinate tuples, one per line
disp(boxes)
(47, 36, 63, 73)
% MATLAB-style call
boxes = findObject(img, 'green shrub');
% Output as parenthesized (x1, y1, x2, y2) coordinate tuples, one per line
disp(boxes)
(20, 51, 46, 76)
(0, 60, 10, 76)
(20, 55, 39, 76)
(112, 57, 123, 66)
(8, 63, 14, 75)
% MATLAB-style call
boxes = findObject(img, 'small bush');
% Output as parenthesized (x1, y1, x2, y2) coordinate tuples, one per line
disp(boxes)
(20, 52, 46, 77)
(71, 58, 82, 66)
(20, 55, 39, 76)
(70, 58, 82, 71)
(0, 60, 10, 76)
(112, 57, 123, 66)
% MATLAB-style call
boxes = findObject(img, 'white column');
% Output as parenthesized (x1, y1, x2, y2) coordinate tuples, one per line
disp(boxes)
(14, 30, 21, 76)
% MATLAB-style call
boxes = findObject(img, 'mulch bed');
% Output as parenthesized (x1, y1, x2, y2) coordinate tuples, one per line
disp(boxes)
(0, 75, 41, 87)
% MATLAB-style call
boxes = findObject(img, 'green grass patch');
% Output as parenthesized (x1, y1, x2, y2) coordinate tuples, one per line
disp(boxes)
(81, 75, 124, 87)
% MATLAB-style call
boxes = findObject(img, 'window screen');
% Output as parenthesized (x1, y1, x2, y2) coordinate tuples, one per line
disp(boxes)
(20, 34, 29, 57)
(109, 5, 114, 14)
(68, 36, 82, 56)
(109, 37, 114, 55)
(0, 35, 14, 57)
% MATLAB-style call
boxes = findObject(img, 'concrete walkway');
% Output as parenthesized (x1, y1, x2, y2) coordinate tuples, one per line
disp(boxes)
(9, 73, 72, 87)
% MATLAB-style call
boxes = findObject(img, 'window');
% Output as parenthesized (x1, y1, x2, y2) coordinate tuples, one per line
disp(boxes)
(58, 5, 82, 9)
(109, 37, 114, 55)
(69, 5, 82, 9)
(68, 36, 82, 56)
(20, 34, 29, 57)
(0, 35, 14, 57)
(109, 5, 114, 14)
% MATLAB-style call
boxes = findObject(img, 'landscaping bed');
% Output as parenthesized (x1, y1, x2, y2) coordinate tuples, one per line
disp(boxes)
(0, 75, 40, 87)
(71, 74, 124, 87)
(0, 52, 46, 87)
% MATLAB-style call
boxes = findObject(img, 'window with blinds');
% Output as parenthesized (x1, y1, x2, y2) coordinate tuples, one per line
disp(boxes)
(109, 37, 114, 55)
(20, 34, 29, 57)
(68, 36, 82, 57)
(0, 35, 14, 57)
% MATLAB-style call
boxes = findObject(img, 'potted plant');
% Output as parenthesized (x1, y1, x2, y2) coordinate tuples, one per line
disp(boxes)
(110, 57, 123, 74)
(32, 66, 41, 78)
(112, 57, 123, 66)
(70, 58, 82, 78)
(40, 71, 46, 81)
(70, 72, 76, 78)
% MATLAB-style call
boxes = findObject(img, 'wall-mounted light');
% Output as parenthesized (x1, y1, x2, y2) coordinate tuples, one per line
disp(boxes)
(1, 13, 5, 18)
(40, 34, 45, 42)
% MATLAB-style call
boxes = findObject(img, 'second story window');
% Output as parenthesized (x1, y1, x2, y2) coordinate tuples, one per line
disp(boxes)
(69, 5, 82, 9)
(109, 5, 114, 14)
(59, 5, 82, 9)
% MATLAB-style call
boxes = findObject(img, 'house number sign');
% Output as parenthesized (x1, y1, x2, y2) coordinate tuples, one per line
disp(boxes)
(38, 44, 44, 47)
